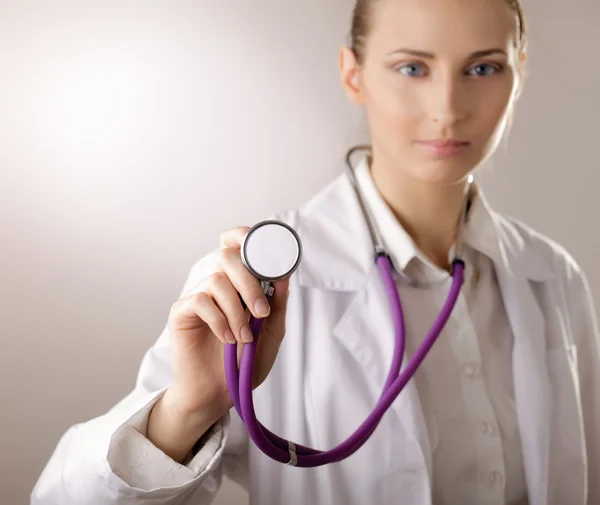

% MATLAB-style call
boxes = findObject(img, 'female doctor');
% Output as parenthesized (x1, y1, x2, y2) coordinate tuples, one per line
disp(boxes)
(32, 0, 600, 504)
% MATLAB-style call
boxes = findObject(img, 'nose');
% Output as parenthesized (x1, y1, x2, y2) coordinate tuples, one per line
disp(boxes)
(428, 74, 468, 128)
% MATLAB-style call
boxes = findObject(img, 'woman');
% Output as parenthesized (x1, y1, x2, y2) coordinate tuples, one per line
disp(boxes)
(32, 0, 599, 504)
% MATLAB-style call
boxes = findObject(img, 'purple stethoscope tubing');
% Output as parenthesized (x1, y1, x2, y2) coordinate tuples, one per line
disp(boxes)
(224, 256, 465, 467)
(223, 146, 472, 467)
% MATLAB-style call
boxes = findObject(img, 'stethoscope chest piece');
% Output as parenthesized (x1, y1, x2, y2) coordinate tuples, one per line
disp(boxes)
(241, 220, 303, 286)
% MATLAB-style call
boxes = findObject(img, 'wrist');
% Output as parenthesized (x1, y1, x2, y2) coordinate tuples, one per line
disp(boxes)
(163, 385, 231, 430)
(161, 386, 229, 436)
(146, 388, 229, 463)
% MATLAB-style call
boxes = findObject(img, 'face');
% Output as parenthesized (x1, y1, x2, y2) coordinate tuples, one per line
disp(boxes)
(340, 0, 525, 187)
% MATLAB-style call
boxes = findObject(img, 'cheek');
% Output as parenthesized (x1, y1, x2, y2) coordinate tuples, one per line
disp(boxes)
(364, 74, 422, 134)
(470, 80, 517, 156)
(473, 75, 518, 130)
(378, 76, 422, 114)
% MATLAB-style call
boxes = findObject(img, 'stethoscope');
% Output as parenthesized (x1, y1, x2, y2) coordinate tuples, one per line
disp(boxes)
(224, 146, 473, 467)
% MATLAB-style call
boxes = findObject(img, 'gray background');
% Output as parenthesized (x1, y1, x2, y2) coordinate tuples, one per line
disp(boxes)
(0, 0, 598, 503)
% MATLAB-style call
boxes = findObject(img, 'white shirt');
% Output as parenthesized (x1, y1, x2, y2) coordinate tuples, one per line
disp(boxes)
(354, 156, 528, 505)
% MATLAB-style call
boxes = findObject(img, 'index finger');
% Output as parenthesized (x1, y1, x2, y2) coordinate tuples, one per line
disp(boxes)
(220, 226, 251, 250)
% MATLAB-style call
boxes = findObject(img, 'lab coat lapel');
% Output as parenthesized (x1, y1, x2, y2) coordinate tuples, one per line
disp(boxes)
(495, 259, 551, 505)
(293, 172, 432, 476)
(470, 192, 553, 505)
(330, 265, 433, 478)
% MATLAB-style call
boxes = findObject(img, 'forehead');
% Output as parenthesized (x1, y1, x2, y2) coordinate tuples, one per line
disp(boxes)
(369, 0, 517, 52)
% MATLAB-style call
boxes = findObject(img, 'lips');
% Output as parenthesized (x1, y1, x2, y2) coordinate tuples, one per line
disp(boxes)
(418, 140, 469, 147)
(415, 139, 471, 157)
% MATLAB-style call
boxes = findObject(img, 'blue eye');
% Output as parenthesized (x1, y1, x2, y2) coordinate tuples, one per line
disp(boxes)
(398, 63, 427, 77)
(468, 63, 499, 76)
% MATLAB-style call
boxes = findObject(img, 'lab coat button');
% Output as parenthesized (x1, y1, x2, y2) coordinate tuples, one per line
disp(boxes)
(479, 421, 495, 436)
(496, 472, 505, 487)
(462, 362, 480, 378)
(484, 471, 505, 488)
(482, 471, 494, 488)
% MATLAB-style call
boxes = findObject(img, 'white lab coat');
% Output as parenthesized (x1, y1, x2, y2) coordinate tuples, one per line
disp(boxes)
(32, 171, 600, 505)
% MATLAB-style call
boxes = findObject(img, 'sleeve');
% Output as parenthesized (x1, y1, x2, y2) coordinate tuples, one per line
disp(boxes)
(568, 267, 600, 504)
(30, 249, 250, 505)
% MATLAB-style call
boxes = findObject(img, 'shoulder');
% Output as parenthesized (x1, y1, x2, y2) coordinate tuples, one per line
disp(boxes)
(494, 211, 586, 285)
(493, 212, 598, 344)
(271, 172, 352, 226)
(494, 212, 598, 343)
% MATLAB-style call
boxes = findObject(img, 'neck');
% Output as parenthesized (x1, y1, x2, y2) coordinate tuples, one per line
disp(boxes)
(368, 152, 470, 271)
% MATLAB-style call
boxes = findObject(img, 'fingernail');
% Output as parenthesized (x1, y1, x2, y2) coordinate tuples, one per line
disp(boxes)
(241, 325, 254, 343)
(224, 329, 236, 344)
(254, 298, 270, 318)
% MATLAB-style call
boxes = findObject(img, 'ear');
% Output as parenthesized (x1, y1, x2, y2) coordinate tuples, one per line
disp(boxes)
(338, 45, 366, 106)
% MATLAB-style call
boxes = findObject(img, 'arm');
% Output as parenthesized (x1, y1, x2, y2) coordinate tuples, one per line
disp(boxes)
(30, 252, 249, 505)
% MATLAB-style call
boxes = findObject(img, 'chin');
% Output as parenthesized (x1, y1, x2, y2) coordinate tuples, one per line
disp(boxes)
(412, 157, 479, 187)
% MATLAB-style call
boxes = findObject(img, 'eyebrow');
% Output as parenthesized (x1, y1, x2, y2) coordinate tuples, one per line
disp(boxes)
(386, 48, 507, 59)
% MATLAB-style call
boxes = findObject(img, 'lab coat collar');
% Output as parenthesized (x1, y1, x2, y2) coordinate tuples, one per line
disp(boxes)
(295, 155, 555, 293)
(352, 154, 504, 277)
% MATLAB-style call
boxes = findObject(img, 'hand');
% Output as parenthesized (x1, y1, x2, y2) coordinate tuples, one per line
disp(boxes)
(166, 225, 291, 420)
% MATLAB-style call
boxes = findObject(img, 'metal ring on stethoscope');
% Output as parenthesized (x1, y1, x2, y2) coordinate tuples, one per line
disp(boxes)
(241, 220, 303, 283)
(286, 441, 298, 466)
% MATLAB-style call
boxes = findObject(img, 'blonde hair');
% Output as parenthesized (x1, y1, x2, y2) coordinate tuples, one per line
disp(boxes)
(349, 0, 527, 65)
